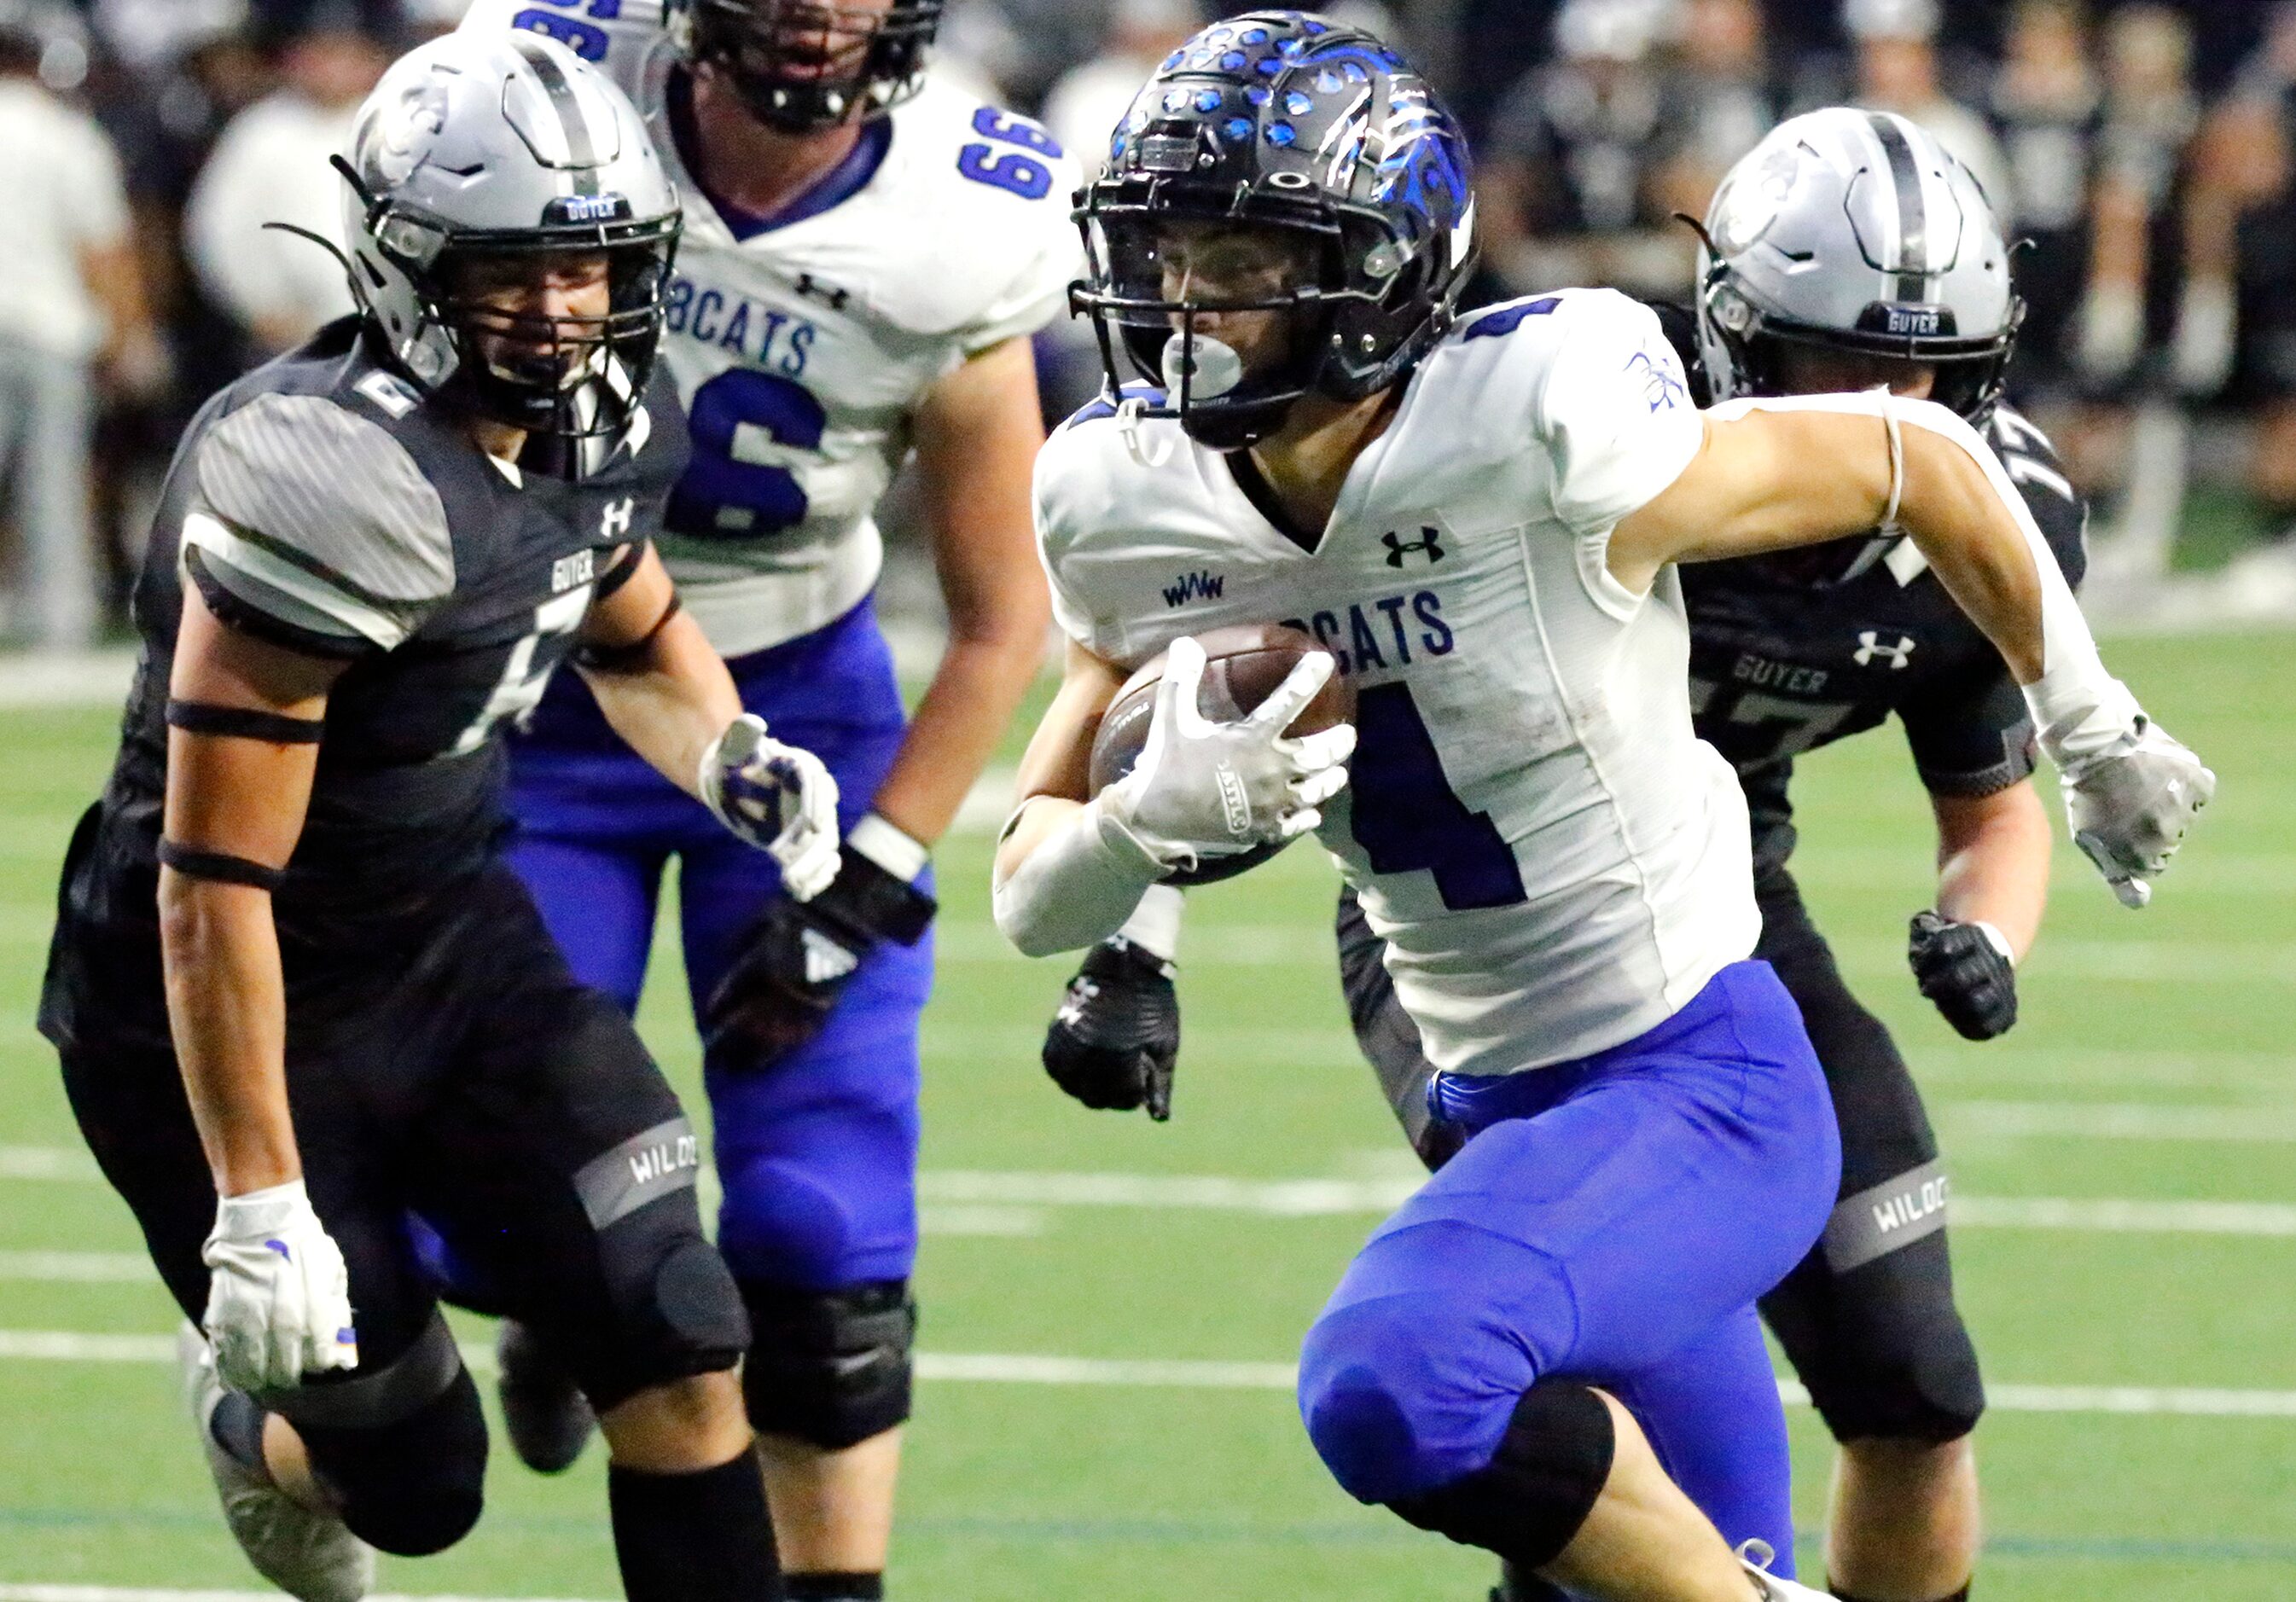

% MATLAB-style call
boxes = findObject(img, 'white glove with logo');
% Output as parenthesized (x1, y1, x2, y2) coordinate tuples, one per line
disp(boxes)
(2029, 678, 2215, 908)
(700, 713, 842, 901)
(201, 1179, 358, 1393)
(1102, 637, 1357, 872)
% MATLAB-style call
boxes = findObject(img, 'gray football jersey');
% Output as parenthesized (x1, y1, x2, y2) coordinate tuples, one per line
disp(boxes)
(84, 316, 689, 942)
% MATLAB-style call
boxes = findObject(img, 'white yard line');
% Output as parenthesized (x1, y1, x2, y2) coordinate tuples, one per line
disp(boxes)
(928, 920, 2296, 984)
(0, 1251, 151, 1281)
(0, 1330, 2290, 1419)
(0, 1147, 97, 1181)
(0, 650, 135, 709)
(15, 1146, 2296, 1230)
(1939, 1102, 2296, 1142)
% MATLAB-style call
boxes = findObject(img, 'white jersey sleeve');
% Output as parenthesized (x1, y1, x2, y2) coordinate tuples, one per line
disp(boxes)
(1524, 289, 1705, 535)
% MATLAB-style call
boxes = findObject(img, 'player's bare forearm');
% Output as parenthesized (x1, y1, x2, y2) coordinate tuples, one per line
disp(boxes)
(886, 335, 1054, 844)
(1888, 426, 2050, 683)
(160, 588, 336, 1195)
(159, 878, 299, 1194)
(576, 543, 743, 799)
(878, 630, 1046, 843)
(1933, 781, 2053, 960)
(1615, 405, 2058, 682)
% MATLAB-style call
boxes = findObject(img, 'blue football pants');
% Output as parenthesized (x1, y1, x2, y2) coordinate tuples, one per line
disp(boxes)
(1296, 961, 1840, 1572)
(503, 597, 932, 1290)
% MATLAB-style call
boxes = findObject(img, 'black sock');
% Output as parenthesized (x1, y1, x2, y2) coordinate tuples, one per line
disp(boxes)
(785, 1575, 883, 1601)
(208, 1390, 270, 1477)
(607, 1456, 781, 1602)
(1830, 1587, 1969, 1602)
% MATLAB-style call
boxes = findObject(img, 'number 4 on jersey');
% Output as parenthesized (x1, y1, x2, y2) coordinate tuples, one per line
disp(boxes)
(1348, 683, 1527, 911)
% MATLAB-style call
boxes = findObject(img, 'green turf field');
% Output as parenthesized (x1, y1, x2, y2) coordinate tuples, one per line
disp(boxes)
(0, 631, 2290, 1600)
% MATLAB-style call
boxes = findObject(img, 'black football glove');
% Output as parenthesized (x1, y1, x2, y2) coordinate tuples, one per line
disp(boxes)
(1907, 909, 2018, 1042)
(1043, 936, 1180, 1120)
(704, 843, 935, 1067)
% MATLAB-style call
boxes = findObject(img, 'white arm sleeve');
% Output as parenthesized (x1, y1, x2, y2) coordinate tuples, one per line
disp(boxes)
(1702, 391, 2134, 758)
(991, 796, 1165, 959)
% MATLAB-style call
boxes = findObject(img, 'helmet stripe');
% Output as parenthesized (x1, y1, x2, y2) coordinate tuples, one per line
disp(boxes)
(512, 36, 602, 196)
(1865, 113, 1927, 301)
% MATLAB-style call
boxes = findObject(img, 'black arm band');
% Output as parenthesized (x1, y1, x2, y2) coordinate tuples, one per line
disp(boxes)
(592, 541, 649, 602)
(166, 699, 326, 745)
(156, 839, 287, 891)
(573, 594, 683, 674)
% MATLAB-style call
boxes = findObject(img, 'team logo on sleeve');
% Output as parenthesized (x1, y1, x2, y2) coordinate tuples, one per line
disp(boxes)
(1626, 346, 1686, 413)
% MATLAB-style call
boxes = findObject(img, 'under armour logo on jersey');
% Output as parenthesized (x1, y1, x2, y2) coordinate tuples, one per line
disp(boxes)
(1383, 528, 1444, 567)
(793, 272, 851, 311)
(800, 927, 861, 985)
(1854, 631, 1917, 670)
(601, 497, 634, 539)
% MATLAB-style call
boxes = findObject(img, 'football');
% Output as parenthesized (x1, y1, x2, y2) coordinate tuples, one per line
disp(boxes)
(1087, 622, 1356, 885)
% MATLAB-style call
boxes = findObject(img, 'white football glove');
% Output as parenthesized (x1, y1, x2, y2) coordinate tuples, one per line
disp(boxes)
(1104, 636, 1357, 872)
(201, 1179, 358, 1394)
(2032, 688, 2215, 909)
(700, 713, 841, 901)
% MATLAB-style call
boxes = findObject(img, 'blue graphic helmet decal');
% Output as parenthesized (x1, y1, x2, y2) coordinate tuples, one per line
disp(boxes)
(1076, 10, 1478, 449)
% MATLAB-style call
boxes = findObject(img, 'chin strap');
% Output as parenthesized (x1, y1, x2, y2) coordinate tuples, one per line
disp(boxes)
(1117, 394, 1177, 468)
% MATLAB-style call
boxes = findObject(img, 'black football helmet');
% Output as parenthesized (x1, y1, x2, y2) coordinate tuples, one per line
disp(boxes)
(666, 0, 941, 133)
(1073, 11, 1477, 450)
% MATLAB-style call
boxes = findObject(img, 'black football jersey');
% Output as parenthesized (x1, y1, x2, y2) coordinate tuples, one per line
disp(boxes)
(70, 318, 689, 947)
(1645, 304, 2090, 876)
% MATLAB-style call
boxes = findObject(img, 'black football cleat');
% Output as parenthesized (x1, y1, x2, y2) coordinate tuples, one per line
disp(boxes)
(496, 1320, 596, 1474)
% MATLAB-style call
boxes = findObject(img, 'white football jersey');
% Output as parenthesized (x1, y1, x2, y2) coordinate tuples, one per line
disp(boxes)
(463, 0, 1082, 655)
(1036, 290, 1762, 1075)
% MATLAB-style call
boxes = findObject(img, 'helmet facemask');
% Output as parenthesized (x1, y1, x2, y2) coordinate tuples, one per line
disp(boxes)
(1078, 207, 1357, 452)
(366, 198, 680, 450)
(680, 0, 940, 132)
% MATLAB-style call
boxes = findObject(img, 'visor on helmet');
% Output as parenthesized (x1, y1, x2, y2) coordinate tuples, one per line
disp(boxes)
(1076, 202, 1348, 450)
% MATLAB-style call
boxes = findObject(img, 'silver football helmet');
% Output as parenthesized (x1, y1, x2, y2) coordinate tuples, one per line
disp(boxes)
(340, 30, 680, 445)
(1696, 107, 2020, 424)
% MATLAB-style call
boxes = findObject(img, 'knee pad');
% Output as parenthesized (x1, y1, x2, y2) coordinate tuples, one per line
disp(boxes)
(1388, 1384, 1614, 1570)
(740, 1279, 915, 1450)
(586, 1197, 753, 1412)
(1766, 1230, 1985, 1446)
(287, 1322, 487, 1558)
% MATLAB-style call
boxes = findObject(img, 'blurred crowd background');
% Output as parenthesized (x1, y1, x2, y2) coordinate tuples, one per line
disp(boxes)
(2, 0, 2293, 652)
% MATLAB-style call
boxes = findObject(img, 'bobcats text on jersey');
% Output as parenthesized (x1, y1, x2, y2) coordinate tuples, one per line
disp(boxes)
(462, 0, 1083, 656)
(1037, 288, 1753, 1076)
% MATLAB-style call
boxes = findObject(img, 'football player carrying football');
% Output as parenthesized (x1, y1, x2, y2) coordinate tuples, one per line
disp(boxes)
(997, 17, 2208, 1602)
(459, 1, 1075, 1589)
(1054, 107, 2086, 1602)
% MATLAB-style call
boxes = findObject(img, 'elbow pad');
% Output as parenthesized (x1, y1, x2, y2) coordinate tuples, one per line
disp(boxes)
(992, 797, 1166, 959)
